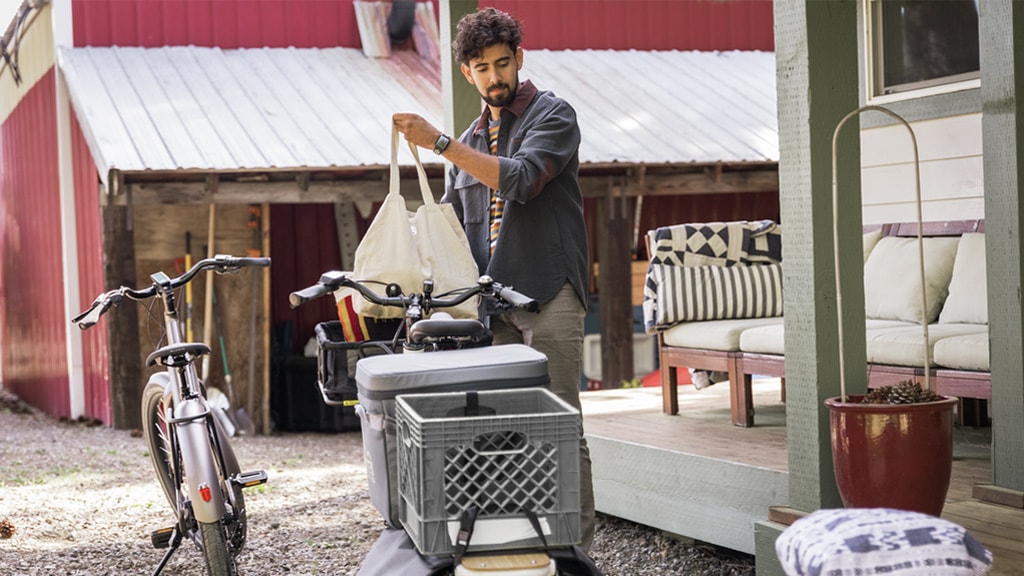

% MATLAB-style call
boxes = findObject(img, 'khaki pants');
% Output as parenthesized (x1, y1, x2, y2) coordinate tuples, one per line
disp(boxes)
(490, 283, 595, 550)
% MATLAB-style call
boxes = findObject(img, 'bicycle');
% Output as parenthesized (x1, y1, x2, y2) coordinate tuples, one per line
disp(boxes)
(73, 254, 271, 576)
(290, 272, 602, 576)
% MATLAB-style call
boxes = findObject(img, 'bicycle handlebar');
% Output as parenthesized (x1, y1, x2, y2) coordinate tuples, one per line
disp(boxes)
(288, 272, 539, 314)
(72, 255, 271, 330)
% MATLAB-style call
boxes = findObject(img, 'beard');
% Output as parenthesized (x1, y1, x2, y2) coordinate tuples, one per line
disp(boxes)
(482, 81, 518, 108)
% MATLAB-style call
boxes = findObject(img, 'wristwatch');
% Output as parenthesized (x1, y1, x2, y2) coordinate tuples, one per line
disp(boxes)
(433, 133, 451, 155)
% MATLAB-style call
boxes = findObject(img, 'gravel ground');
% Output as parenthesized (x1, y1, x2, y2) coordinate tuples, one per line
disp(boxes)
(0, 389, 755, 575)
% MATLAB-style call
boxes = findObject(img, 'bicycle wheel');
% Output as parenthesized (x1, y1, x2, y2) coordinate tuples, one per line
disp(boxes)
(142, 379, 180, 512)
(198, 520, 238, 576)
(211, 411, 247, 553)
(143, 380, 247, 564)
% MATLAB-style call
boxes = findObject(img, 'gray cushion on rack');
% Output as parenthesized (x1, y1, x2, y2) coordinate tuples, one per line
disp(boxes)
(775, 508, 992, 576)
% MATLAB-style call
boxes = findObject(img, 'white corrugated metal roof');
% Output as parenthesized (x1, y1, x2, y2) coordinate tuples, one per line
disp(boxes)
(58, 45, 777, 182)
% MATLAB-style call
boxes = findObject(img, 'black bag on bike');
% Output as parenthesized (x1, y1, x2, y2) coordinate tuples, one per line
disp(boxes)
(358, 526, 453, 576)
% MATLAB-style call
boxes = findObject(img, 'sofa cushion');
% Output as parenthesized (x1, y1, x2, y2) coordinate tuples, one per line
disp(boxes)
(650, 263, 783, 325)
(738, 323, 785, 355)
(863, 229, 882, 262)
(863, 236, 960, 324)
(933, 330, 990, 371)
(775, 508, 992, 576)
(939, 233, 987, 325)
(865, 323, 988, 367)
(661, 317, 784, 351)
(737, 319, 917, 356)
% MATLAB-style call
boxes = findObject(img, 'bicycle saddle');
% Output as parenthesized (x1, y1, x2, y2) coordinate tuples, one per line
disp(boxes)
(408, 315, 490, 344)
(146, 342, 213, 367)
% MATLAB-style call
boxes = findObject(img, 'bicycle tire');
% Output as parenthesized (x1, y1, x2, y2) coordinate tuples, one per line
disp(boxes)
(198, 520, 238, 576)
(142, 380, 248, 556)
(142, 380, 180, 512)
(212, 408, 248, 553)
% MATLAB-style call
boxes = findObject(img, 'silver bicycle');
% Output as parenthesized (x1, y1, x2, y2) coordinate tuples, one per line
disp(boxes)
(73, 254, 271, 576)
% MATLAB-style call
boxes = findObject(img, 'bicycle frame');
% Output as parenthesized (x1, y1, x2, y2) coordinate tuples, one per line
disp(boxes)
(150, 271, 231, 524)
(74, 255, 270, 576)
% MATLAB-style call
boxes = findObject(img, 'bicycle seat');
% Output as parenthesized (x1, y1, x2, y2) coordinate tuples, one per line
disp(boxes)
(146, 342, 213, 367)
(408, 315, 489, 344)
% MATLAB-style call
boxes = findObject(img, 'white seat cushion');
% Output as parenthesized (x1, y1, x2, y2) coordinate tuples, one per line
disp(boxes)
(738, 323, 785, 355)
(660, 317, 783, 351)
(933, 330, 990, 371)
(737, 319, 917, 356)
(866, 323, 988, 367)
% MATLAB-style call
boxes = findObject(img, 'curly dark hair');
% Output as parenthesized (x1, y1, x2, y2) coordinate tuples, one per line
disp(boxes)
(452, 7, 523, 64)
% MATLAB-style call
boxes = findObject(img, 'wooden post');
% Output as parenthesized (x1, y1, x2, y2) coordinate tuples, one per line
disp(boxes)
(978, 0, 1024, 498)
(439, 0, 480, 136)
(104, 203, 142, 430)
(596, 185, 635, 389)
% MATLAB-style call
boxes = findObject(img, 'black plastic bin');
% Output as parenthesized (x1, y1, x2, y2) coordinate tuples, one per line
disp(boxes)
(315, 320, 396, 406)
(278, 355, 360, 433)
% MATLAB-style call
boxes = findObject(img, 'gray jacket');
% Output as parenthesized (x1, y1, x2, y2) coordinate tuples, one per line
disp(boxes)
(441, 80, 589, 307)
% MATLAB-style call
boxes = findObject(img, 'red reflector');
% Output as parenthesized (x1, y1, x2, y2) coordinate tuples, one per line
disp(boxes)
(199, 483, 212, 502)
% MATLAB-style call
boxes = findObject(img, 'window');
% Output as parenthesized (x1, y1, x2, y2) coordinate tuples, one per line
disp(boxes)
(869, 0, 979, 97)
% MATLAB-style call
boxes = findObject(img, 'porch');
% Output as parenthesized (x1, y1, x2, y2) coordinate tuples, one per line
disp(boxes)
(581, 378, 1024, 574)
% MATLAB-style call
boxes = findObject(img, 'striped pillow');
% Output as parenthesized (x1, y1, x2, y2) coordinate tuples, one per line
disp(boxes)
(651, 263, 783, 325)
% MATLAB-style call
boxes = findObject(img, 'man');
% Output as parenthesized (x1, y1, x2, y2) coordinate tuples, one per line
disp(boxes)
(393, 7, 595, 550)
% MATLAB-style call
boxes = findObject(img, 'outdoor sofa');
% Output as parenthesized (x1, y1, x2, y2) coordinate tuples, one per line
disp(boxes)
(644, 219, 990, 427)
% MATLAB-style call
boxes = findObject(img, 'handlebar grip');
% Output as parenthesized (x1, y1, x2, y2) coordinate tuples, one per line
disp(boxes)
(215, 255, 271, 268)
(71, 299, 112, 330)
(236, 257, 271, 267)
(497, 285, 539, 312)
(289, 283, 334, 309)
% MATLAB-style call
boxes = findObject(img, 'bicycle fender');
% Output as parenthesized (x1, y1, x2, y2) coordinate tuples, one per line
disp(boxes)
(146, 371, 171, 389)
(176, 398, 228, 523)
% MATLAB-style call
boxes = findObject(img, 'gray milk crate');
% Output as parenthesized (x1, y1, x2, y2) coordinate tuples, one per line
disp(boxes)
(395, 388, 581, 557)
(355, 344, 550, 527)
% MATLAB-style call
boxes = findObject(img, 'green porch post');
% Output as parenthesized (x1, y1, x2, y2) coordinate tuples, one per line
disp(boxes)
(439, 0, 480, 137)
(981, 0, 1024, 497)
(756, 1, 861, 573)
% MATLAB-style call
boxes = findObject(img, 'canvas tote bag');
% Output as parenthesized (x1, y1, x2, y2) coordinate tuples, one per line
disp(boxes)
(343, 126, 479, 320)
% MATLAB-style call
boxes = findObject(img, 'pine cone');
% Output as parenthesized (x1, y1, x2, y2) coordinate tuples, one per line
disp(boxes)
(890, 381, 921, 404)
(861, 381, 941, 405)
(0, 518, 15, 539)
(861, 386, 893, 404)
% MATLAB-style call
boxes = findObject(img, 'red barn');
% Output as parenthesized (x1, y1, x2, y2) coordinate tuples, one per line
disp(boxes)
(0, 0, 776, 428)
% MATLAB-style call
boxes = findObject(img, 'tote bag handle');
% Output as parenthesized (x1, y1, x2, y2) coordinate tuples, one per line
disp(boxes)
(390, 125, 438, 207)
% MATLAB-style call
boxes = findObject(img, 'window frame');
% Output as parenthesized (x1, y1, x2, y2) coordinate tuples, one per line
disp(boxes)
(864, 0, 981, 104)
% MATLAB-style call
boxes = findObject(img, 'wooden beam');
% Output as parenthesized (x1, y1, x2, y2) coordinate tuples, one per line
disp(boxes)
(579, 168, 778, 198)
(260, 203, 271, 435)
(596, 185, 635, 389)
(103, 204, 142, 430)
(119, 177, 447, 206)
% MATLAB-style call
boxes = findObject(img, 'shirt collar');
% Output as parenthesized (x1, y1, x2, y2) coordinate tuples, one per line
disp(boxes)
(474, 79, 538, 133)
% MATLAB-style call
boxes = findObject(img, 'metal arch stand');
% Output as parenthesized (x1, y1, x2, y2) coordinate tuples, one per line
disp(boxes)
(831, 104, 930, 401)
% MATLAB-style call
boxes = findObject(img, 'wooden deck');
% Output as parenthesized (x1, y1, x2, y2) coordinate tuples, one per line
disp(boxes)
(580, 378, 1024, 574)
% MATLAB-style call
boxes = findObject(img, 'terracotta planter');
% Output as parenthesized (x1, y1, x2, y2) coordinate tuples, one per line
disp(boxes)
(825, 395, 958, 517)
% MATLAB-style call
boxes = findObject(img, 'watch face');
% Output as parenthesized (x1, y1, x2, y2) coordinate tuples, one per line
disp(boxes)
(434, 134, 450, 154)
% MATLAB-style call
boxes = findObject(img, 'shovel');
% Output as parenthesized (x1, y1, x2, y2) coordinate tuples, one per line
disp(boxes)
(214, 282, 256, 436)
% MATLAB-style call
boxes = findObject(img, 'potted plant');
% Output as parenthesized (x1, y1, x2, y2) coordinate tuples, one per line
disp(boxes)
(823, 105, 958, 517)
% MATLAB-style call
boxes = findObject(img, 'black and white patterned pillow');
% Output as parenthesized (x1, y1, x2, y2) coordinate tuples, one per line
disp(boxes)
(776, 508, 992, 576)
(647, 263, 783, 327)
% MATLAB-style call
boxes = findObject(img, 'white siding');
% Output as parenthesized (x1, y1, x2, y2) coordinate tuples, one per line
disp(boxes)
(860, 113, 984, 225)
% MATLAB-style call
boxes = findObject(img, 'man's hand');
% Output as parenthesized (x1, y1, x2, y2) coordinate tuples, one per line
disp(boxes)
(393, 113, 441, 151)
(393, 112, 501, 191)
